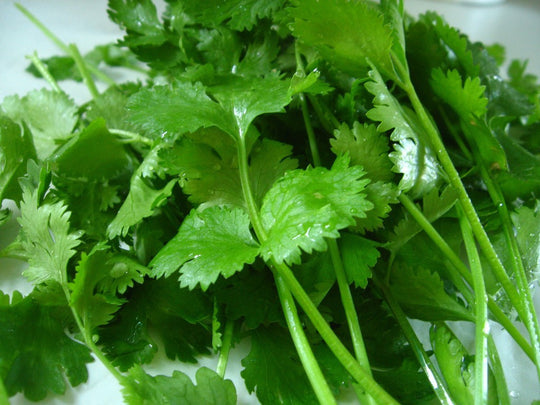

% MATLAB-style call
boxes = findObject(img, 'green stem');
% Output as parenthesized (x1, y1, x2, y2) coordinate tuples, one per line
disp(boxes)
(109, 128, 153, 146)
(236, 139, 398, 404)
(60, 285, 125, 383)
(328, 240, 376, 405)
(16, 3, 116, 87)
(404, 83, 528, 326)
(216, 320, 234, 378)
(69, 43, 99, 99)
(398, 193, 535, 361)
(487, 335, 511, 405)
(458, 204, 489, 405)
(274, 274, 337, 405)
(479, 165, 540, 381)
(0, 377, 8, 405)
(26, 52, 63, 93)
(374, 277, 455, 405)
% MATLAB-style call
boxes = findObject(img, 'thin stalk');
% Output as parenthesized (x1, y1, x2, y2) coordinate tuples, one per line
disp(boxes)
(216, 320, 234, 378)
(59, 284, 125, 383)
(487, 335, 511, 405)
(0, 376, 8, 405)
(109, 128, 153, 146)
(403, 82, 528, 326)
(398, 193, 535, 361)
(295, 61, 375, 402)
(26, 52, 63, 93)
(374, 276, 455, 405)
(69, 43, 99, 99)
(329, 240, 372, 375)
(236, 139, 398, 404)
(274, 274, 337, 405)
(480, 165, 540, 380)
(458, 204, 489, 405)
(16, 3, 116, 87)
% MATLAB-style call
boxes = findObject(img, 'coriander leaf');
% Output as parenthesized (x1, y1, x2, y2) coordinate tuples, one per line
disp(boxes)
(122, 366, 236, 405)
(99, 277, 212, 371)
(214, 269, 283, 329)
(161, 130, 297, 209)
(209, 74, 292, 139)
(108, 144, 177, 238)
(291, 0, 395, 79)
(248, 138, 298, 206)
(241, 326, 319, 405)
(428, 12, 478, 77)
(126, 81, 233, 139)
(260, 155, 372, 265)
(511, 205, 540, 281)
(430, 69, 488, 118)
(339, 233, 380, 289)
(0, 115, 36, 202)
(366, 67, 442, 197)
(181, 0, 282, 31)
(85, 83, 141, 131)
(150, 206, 260, 290)
(0, 292, 92, 401)
(330, 121, 394, 183)
(70, 247, 124, 331)
(50, 118, 131, 181)
(289, 70, 334, 96)
(159, 129, 244, 208)
(1, 89, 78, 159)
(108, 0, 166, 46)
(494, 131, 540, 200)
(18, 184, 82, 286)
(352, 181, 399, 234)
(389, 186, 458, 253)
(389, 264, 474, 322)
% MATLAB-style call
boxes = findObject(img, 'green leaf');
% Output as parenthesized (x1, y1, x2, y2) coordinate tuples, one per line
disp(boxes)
(366, 67, 442, 197)
(108, 0, 166, 45)
(389, 265, 474, 322)
(159, 129, 244, 208)
(339, 233, 380, 289)
(150, 206, 260, 290)
(430, 69, 488, 118)
(18, 185, 82, 286)
(430, 323, 498, 405)
(181, 0, 283, 31)
(161, 130, 297, 209)
(108, 144, 177, 238)
(210, 74, 292, 139)
(0, 115, 36, 202)
(330, 121, 394, 183)
(85, 83, 141, 131)
(389, 186, 458, 253)
(0, 292, 92, 401)
(352, 181, 399, 234)
(50, 118, 131, 181)
(291, 0, 395, 79)
(122, 366, 236, 405)
(511, 205, 540, 281)
(127, 81, 233, 139)
(70, 247, 123, 331)
(214, 269, 283, 329)
(1, 89, 78, 159)
(241, 326, 319, 405)
(260, 155, 373, 265)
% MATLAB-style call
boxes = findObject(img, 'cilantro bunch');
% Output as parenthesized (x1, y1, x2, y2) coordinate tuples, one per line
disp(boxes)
(1, 0, 540, 404)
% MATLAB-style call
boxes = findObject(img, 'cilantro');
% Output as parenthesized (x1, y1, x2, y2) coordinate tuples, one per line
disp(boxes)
(3, 1, 540, 404)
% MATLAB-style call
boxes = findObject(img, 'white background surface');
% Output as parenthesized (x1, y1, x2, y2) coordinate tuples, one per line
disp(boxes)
(1, 0, 539, 404)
